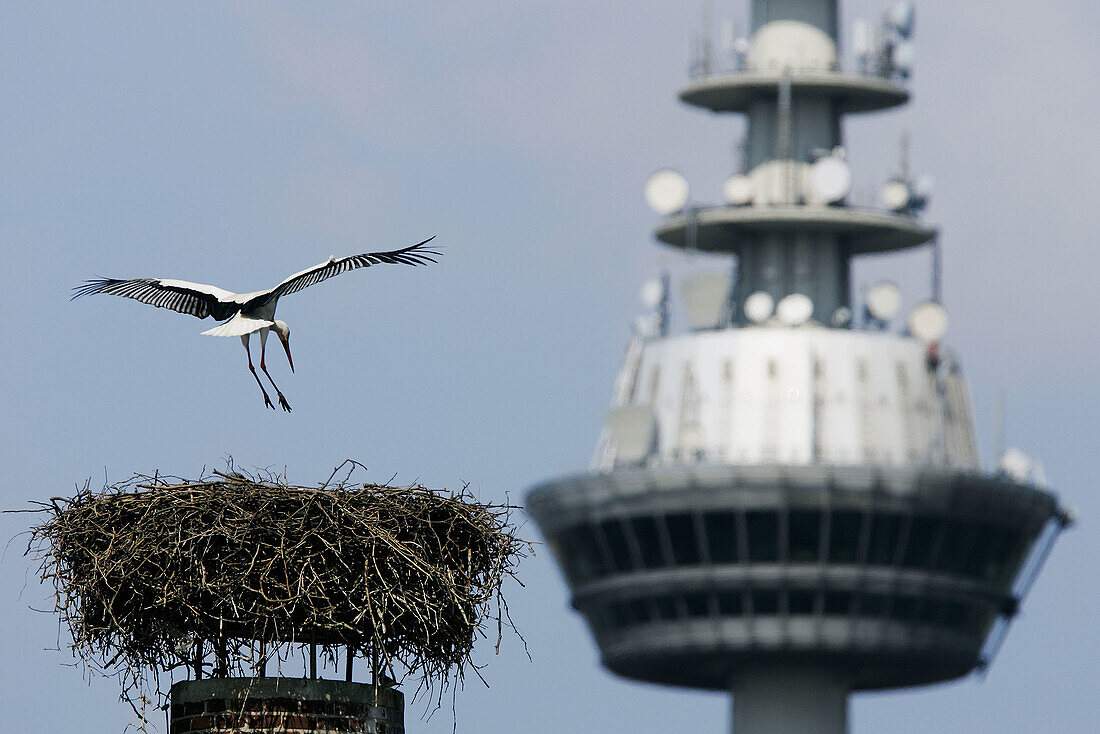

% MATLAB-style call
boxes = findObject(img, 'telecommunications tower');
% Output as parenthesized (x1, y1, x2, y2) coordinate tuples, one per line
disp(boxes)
(526, 2, 1072, 733)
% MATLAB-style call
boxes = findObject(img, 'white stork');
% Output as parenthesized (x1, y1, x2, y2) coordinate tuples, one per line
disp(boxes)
(73, 237, 439, 412)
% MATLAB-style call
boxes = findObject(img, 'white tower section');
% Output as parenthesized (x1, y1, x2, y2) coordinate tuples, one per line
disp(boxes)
(597, 328, 978, 472)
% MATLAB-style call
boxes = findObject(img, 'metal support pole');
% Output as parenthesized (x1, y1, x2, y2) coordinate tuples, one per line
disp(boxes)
(215, 636, 227, 678)
(309, 634, 317, 680)
(256, 640, 267, 678)
(193, 639, 203, 680)
(932, 235, 943, 303)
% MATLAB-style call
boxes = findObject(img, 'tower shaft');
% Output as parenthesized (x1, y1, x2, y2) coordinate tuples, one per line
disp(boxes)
(733, 666, 848, 734)
(740, 0, 848, 322)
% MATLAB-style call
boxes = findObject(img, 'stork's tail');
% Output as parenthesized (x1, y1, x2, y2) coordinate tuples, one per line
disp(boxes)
(201, 314, 273, 337)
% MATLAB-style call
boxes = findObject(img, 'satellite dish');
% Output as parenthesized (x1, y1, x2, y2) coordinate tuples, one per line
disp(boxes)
(808, 156, 852, 204)
(744, 291, 775, 324)
(866, 281, 902, 322)
(640, 278, 665, 309)
(645, 169, 690, 215)
(724, 175, 754, 205)
(908, 301, 948, 342)
(831, 306, 852, 327)
(880, 180, 911, 211)
(750, 159, 808, 205)
(776, 293, 814, 326)
(748, 20, 838, 72)
(892, 41, 915, 77)
(890, 2, 916, 39)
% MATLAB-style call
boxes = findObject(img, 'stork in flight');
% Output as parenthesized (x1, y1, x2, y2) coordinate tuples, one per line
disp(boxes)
(73, 237, 439, 412)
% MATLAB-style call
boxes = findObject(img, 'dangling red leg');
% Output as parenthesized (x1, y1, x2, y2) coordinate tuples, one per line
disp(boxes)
(242, 335, 274, 409)
(260, 330, 292, 412)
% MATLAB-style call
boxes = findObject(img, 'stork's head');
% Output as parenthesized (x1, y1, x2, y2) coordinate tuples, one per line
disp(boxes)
(273, 320, 294, 373)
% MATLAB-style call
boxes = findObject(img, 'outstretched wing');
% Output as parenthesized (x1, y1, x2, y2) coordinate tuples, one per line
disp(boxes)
(260, 237, 439, 304)
(71, 277, 241, 321)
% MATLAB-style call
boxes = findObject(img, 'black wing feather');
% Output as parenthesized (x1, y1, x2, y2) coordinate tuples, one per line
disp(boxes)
(71, 278, 238, 321)
(260, 237, 440, 304)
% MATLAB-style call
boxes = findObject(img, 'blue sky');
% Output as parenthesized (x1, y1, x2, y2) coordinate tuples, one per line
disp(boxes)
(1, 2, 1097, 731)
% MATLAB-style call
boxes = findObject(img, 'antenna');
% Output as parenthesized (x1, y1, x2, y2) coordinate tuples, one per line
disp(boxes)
(777, 71, 793, 198)
(682, 273, 730, 330)
(699, 0, 714, 75)
(720, 19, 736, 63)
(890, 2, 916, 39)
(891, 41, 915, 78)
(658, 270, 671, 336)
(730, 134, 748, 177)
(852, 18, 871, 68)
(994, 390, 1006, 469)
(931, 234, 943, 302)
(898, 131, 911, 180)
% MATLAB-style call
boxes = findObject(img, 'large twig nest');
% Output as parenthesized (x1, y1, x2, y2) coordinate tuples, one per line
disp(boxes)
(27, 462, 528, 703)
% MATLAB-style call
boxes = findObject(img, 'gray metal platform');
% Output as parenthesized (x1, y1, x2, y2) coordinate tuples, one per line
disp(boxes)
(528, 464, 1059, 691)
(654, 204, 936, 254)
(680, 71, 908, 114)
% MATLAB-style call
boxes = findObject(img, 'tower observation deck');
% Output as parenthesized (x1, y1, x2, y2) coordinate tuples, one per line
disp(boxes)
(526, 2, 1072, 733)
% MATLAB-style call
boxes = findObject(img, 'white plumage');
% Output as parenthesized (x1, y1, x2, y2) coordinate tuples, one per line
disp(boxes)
(201, 314, 274, 338)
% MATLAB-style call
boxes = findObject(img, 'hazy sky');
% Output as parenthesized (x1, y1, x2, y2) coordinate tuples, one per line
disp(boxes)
(2, 2, 1097, 732)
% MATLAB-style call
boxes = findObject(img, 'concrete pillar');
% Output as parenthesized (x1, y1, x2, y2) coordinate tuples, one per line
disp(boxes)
(731, 666, 849, 734)
(170, 678, 403, 734)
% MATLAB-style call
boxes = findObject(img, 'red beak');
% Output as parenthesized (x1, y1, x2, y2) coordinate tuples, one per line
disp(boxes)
(281, 336, 294, 373)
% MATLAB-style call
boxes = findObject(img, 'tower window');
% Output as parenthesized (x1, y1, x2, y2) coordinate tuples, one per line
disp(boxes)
(630, 516, 667, 569)
(654, 595, 678, 621)
(745, 511, 780, 562)
(751, 590, 780, 615)
(901, 516, 939, 569)
(717, 591, 744, 615)
(823, 591, 854, 615)
(867, 514, 903, 565)
(827, 511, 863, 563)
(599, 519, 634, 573)
(665, 513, 702, 565)
(789, 590, 816, 614)
(788, 511, 822, 562)
(556, 524, 607, 583)
(703, 512, 741, 563)
(683, 592, 710, 618)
